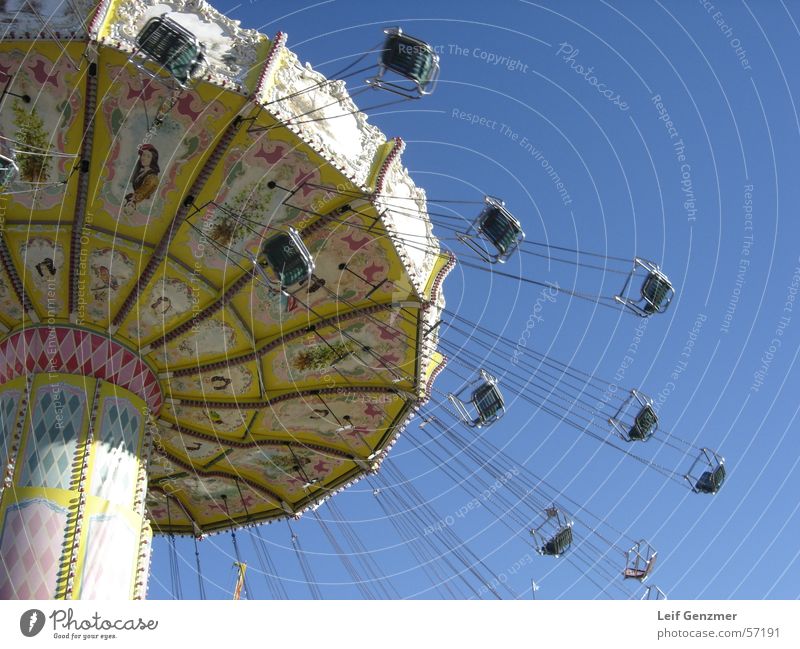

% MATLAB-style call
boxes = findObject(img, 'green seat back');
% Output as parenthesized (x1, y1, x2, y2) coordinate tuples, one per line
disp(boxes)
(543, 526, 573, 555)
(472, 382, 503, 423)
(696, 464, 726, 493)
(479, 207, 520, 256)
(260, 233, 312, 288)
(138, 17, 202, 84)
(629, 405, 657, 441)
(382, 34, 436, 86)
(641, 273, 672, 313)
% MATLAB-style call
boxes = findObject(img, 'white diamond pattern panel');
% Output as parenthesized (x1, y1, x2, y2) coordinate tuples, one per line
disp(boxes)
(0, 390, 20, 467)
(0, 498, 67, 599)
(19, 384, 86, 490)
(90, 398, 142, 508)
(79, 514, 137, 599)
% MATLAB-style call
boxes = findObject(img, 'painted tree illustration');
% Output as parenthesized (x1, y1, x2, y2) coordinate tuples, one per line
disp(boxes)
(210, 180, 276, 247)
(292, 341, 354, 372)
(12, 101, 50, 183)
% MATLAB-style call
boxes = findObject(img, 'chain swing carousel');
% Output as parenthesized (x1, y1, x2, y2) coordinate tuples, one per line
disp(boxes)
(0, 1, 727, 602)
(0, 1, 452, 599)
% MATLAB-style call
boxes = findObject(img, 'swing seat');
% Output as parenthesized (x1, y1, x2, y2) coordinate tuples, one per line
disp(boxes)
(623, 540, 657, 582)
(541, 526, 573, 556)
(257, 228, 315, 290)
(448, 370, 505, 428)
(368, 27, 440, 97)
(640, 272, 674, 314)
(609, 389, 657, 443)
(623, 555, 656, 581)
(623, 567, 650, 580)
(695, 463, 726, 494)
(531, 507, 573, 557)
(472, 381, 504, 426)
(457, 197, 524, 264)
(628, 404, 658, 441)
(477, 201, 524, 260)
(0, 154, 18, 187)
(615, 258, 675, 317)
(685, 448, 726, 495)
(137, 15, 205, 85)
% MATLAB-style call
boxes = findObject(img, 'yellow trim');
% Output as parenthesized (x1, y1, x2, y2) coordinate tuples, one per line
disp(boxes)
(422, 252, 453, 301)
(0, 376, 27, 470)
(365, 140, 398, 193)
(0, 375, 28, 391)
(423, 350, 445, 385)
(95, 0, 122, 42)
(245, 41, 274, 97)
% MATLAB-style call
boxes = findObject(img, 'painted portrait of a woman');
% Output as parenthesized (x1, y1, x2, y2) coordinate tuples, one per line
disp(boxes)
(123, 143, 160, 216)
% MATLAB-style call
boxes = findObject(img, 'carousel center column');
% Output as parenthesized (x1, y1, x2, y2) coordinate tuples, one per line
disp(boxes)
(0, 325, 158, 599)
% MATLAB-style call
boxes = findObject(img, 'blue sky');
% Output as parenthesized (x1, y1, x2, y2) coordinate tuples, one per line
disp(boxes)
(149, 0, 800, 599)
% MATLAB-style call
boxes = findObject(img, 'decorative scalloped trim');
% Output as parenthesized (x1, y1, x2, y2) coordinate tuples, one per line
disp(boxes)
(369, 137, 442, 301)
(253, 31, 287, 101)
(99, 0, 268, 93)
(88, 0, 114, 37)
(409, 251, 454, 401)
(263, 45, 384, 189)
(68, 54, 99, 317)
(422, 355, 448, 404)
(429, 252, 456, 305)
(373, 137, 404, 196)
(2, 0, 97, 41)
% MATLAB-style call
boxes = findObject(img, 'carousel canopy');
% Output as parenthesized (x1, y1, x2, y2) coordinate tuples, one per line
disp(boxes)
(0, 0, 451, 535)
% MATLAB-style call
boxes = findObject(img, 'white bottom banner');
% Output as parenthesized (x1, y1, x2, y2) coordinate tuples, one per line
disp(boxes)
(0, 601, 796, 648)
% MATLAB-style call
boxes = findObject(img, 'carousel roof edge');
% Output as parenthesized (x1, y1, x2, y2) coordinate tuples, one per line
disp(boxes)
(93, 0, 271, 95)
